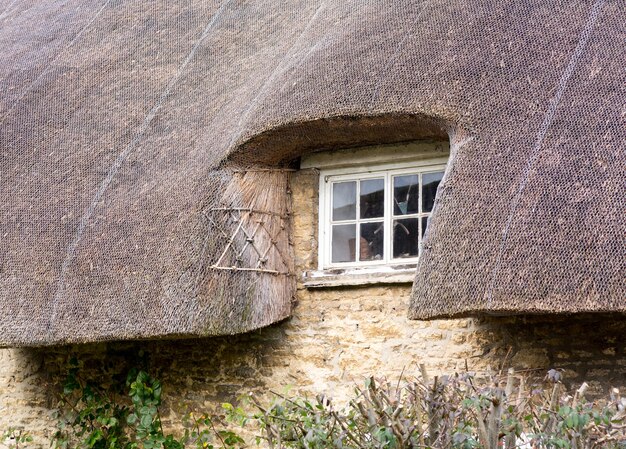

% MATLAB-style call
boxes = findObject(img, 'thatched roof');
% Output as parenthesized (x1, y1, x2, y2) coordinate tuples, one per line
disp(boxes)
(409, 0, 625, 319)
(0, 1, 623, 346)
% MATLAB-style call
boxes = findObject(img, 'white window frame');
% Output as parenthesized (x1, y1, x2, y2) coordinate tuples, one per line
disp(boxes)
(318, 158, 447, 270)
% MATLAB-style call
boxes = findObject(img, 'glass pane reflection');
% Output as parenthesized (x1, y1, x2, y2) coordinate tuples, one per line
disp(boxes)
(359, 222, 384, 261)
(422, 172, 443, 213)
(360, 178, 384, 219)
(421, 216, 429, 237)
(393, 218, 419, 259)
(393, 175, 419, 215)
(331, 224, 356, 263)
(332, 181, 356, 221)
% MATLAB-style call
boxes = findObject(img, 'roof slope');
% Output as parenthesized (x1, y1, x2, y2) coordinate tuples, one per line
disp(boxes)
(0, 0, 623, 345)
(409, 0, 625, 318)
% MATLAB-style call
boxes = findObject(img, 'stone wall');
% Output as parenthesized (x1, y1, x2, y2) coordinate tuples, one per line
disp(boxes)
(1, 168, 625, 447)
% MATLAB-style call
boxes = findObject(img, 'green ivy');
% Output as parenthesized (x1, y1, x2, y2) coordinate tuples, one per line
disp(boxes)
(1, 427, 33, 449)
(50, 359, 244, 449)
(2, 361, 625, 449)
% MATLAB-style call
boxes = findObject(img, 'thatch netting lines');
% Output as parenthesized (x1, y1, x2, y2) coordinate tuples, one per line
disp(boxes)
(409, 0, 625, 319)
(484, 0, 606, 307)
(1, 0, 624, 345)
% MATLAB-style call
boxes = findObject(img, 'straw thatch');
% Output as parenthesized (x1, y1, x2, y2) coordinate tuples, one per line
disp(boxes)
(0, 1, 623, 346)
(409, 0, 625, 319)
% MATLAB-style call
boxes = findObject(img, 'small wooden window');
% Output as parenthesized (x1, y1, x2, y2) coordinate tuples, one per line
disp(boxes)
(319, 160, 445, 269)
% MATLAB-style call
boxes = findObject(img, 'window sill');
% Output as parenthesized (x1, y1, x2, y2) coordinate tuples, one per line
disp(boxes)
(302, 265, 416, 288)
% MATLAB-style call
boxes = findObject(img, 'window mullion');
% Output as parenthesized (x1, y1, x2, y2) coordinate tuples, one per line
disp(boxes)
(326, 180, 332, 267)
(418, 173, 423, 248)
(385, 172, 392, 264)
(355, 180, 360, 262)
(329, 219, 358, 225)
(397, 213, 420, 219)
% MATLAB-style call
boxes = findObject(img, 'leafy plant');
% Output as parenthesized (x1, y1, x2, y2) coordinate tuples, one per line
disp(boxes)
(247, 367, 626, 449)
(3, 361, 625, 449)
(51, 358, 244, 449)
(1, 427, 33, 449)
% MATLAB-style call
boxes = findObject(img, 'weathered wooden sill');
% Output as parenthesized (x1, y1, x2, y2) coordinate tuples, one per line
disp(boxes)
(302, 265, 416, 288)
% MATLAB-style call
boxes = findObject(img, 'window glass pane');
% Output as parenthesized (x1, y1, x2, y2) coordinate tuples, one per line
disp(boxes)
(360, 178, 384, 219)
(331, 224, 356, 263)
(359, 222, 384, 261)
(422, 171, 443, 213)
(332, 181, 356, 221)
(392, 218, 419, 259)
(421, 216, 429, 237)
(393, 174, 419, 215)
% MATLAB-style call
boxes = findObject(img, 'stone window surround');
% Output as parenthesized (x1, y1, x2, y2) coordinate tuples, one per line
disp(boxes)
(300, 140, 450, 288)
